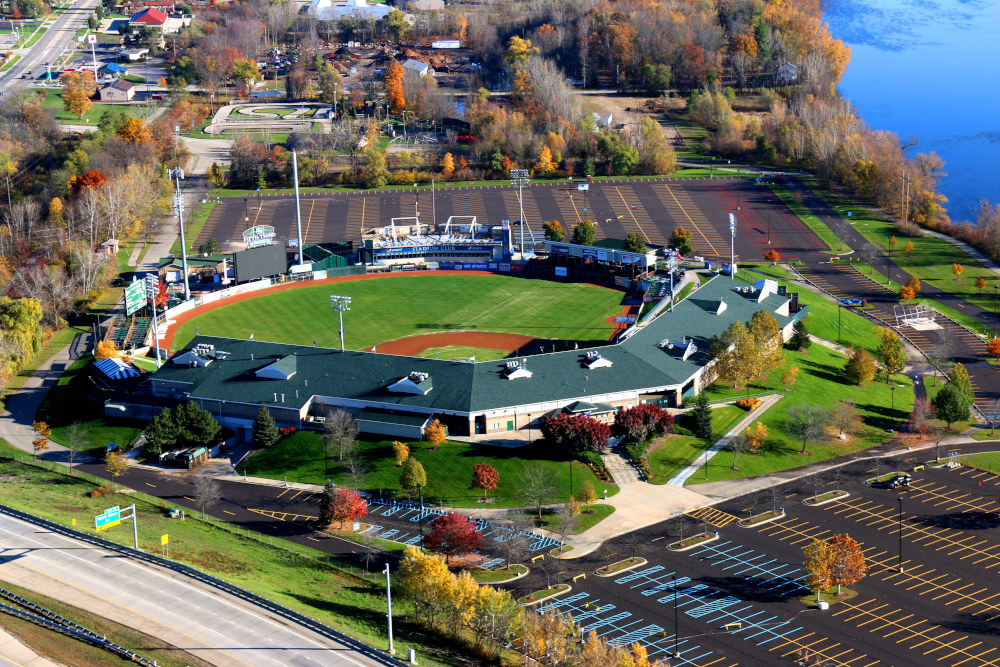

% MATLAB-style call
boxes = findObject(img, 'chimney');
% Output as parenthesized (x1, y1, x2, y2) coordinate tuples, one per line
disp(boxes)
(281, 393, 285, 402)
(273, 393, 277, 402)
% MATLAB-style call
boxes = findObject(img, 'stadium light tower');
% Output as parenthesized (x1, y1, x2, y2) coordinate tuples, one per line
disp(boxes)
(330, 295, 352, 352)
(728, 211, 737, 281)
(167, 129, 190, 302)
(509, 169, 529, 256)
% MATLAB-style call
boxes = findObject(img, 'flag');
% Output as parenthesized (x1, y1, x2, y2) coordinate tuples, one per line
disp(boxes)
(194, 328, 199, 335)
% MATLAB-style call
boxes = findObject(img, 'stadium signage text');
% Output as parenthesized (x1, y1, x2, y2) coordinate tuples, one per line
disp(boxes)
(242, 225, 276, 249)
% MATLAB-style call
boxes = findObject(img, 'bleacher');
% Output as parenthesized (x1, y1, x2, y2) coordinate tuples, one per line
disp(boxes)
(104, 316, 153, 349)
(129, 317, 151, 348)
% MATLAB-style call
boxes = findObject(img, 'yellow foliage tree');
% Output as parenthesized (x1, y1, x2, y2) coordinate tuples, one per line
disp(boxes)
(976, 276, 987, 292)
(952, 263, 964, 278)
(425, 419, 446, 450)
(48, 197, 64, 226)
(744, 421, 768, 453)
(545, 132, 566, 163)
(782, 366, 799, 391)
(503, 36, 539, 67)
(95, 340, 120, 359)
(533, 145, 558, 175)
(396, 546, 453, 624)
(60, 70, 98, 119)
(105, 449, 129, 489)
(392, 441, 409, 466)
(117, 116, 153, 144)
(441, 152, 455, 178)
(904, 240, 913, 253)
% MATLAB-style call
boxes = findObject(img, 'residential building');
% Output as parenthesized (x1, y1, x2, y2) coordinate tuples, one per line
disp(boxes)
(100, 79, 135, 101)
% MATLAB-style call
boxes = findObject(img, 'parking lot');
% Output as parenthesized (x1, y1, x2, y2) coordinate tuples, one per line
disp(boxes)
(514, 459, 1000, 666)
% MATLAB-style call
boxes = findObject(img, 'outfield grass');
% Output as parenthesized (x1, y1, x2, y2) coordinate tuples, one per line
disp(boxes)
(238, 431, 619, 508)
(173, 274, 625, 351)
(0, 441, 465, 667)
(418, 345, 508, 361)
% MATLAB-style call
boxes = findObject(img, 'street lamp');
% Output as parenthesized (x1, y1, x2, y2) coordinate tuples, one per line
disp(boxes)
(728, 212, 737, 280)
(510, 169, 529, 255)
(167, 160, 190, 302)
(993, 284, 998, 337)
(603, 488, 608, 503)
(671, 574, 679, 658)
(890, 385, 896, 413)
(897, 496, 904, 572)
(417, 483, 425, 545)
(329, 295, 352, 351)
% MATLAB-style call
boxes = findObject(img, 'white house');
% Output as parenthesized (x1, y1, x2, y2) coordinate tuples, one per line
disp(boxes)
(401, 58, 432, 78)
(307, 0, 391, 22)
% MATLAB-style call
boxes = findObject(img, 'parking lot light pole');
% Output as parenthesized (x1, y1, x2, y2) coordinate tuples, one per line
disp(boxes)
(897, 496, 904, 572)
(417, 483, 425, 545)
(993, 284, 998, 337)
(329, 295, 351, 351)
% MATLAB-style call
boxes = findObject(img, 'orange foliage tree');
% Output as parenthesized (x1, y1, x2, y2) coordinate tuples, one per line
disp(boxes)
(425, 419, 446, 450)
(952, 263, 964, 278)
(441, 152, 455, 178)
(976, 276, 987, 292)
(827, 533, 868, 594)
(385, 61, 405, 114)
(987, 338, 1000, 360)
(117, 116, 153, 144)
(764, 248, 780, 263)
(898, 285, 915, 301)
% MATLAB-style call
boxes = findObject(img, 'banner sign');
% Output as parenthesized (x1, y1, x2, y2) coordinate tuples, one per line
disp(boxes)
(124, 279, 145, 316)
(373, 244, 499, 256)
(425, 262, 439, 269)
(583, 248, 598, 259)
(242, 224, 276, 249)
(499, 263, 511, 272)
(551, 245, 569, 254)
(555, 266, 568, 277)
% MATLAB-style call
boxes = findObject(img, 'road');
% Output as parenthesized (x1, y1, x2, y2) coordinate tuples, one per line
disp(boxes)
(0, 511, 392, 667)
(0, 0, 101, 96)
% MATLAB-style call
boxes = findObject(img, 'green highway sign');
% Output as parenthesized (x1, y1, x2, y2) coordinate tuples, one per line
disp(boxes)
(124, 280, 145, 316)
(95, 505, 121, 531)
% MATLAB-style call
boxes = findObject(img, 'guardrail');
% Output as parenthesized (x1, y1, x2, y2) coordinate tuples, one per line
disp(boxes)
(0, 504, 406, 667)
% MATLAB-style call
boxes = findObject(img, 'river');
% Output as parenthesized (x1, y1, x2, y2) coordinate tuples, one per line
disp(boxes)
(822, 0, 1000, 222)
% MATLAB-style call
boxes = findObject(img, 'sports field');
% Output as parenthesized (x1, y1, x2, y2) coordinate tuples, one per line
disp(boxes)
(171, 274, 625, 353)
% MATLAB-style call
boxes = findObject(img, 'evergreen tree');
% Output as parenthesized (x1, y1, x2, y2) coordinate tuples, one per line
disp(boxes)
(145, 408, 176, 455)
(173, 401, 221, 448)
(252, 404, 280, 449)
(691, 392, 713, 440)
(317, 481, 337, 527)
(788, 319, 811, 351)
(623, 232, 646, 253)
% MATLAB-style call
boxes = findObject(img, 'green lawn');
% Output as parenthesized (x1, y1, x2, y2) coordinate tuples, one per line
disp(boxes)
(959, 452, 1000, 471)
(0, 442, 464, 667)
(648, 406, 747, 483)
(170, 200, 216, 254)
(0, 54, 19, 71)
(921, 376, 977, 432)
(769, 185, 844, 253)
(238, 431, 619, 509)
(34, 88, 126, 125)
(173, 274, 625, 351)
(418, 345, 508, 361)
(235, 106, 300, 117)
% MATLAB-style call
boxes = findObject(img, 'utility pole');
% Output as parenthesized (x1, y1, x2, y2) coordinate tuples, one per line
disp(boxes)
(384, 563, 395, 655)
(728, 211, 737, 280)
(167, 142, 190, 302)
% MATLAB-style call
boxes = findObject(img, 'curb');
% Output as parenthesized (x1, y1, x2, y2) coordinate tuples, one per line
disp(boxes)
(803, 491, 850, 507)
(518, 584, 571, 606)
(668, 533, 719, 552)
(594, 557, 647, 577)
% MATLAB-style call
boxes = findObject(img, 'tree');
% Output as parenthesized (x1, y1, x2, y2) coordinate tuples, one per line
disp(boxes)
(614, 404, 673, 442)
(393, 441, 409, 466)
(623, 233, 645, 253)
(230, 58, 261, 88)
(932, 383, 970, 427)
(898, 285, 915, 301)
(191, 475, 221, 518)
(668, 226, 695, 257)
(95, 340, 119, 360)
(950, 362, 975, 404)
(743, 421, 767, 453)
(425, 419, 447, 450)
(785, 404, 829, 454)
(977, 276, 987, 292)
(105, 449, 129, 489)
(845, 348, 877, 385)
(198, 238, 223, 255)
(764, 248, 780, 263)
(748, 310, 783, 370)
(788, 319, 811, 351)
(782, 366, 799, 391)
(385, 61, 405, 113)
(713, 320, 757, 389)
(48, 197, 64, 227)
(252, 404, 280, 449)
(875, 327, 906, 379)
(173, 401, 221, 448)
(641, 62, 672, 93)
(441, 152, 455, 178)
(803, 537, 833, 603)
(988, 338, 1000, 360)
(207, 162, 226, 187)
(827, 533, 868, 594)
(830, 400, 862, 439)
(384, 8, 408, 39)
(904, 240, 914, 254)
(533, 145, 558, 175)
(424, 513, 483, 564)
(690, 392, 713, 440)
(905, 275, 921, 293)
(64, 421, 87, 470)
(503, 36, 538, 68)
(117, 117, 153, 144)
(324, 408, 359, 461)
(327, 488, 368, 529)
(471, 462, 500, 502)
(952, 263, 964, 278)
(727, 433, 749, 470)
(517, 464, 557, 518)
(32, 420, 50, 460)
(145, 408, 176, 455)
(888, 236, 898, 253)
(571, 220, 596, 246)
(579, 480, 598, 507)
(60, 71, 98, 119)
(542, 220, 565, 242)
(317, 481, 337, 527)
(399, 456, 427, 492)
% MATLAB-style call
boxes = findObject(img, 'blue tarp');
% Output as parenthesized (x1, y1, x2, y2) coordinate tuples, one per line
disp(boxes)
(100, 63, 127, 73)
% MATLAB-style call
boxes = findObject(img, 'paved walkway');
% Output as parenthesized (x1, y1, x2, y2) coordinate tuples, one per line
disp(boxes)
(601, 448, 642, 484)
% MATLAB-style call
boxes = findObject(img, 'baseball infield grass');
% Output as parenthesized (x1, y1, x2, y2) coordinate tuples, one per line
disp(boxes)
(172, 274, 624, 351)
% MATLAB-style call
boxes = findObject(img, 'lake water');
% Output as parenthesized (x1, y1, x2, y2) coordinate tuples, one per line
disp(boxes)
(822, 0, 1000, 222)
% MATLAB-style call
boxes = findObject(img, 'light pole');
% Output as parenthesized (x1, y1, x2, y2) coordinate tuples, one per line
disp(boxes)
(243, 196, 249, 222)
(384, 562, 395, 656)
(837, 304, 842, 346)
(330, 295, 351, 351)
(728, 211, 737, 280)
(603, 488, 608, 504)
(890, 385, 896, 413)
(417, 483, 425, 545)
(510, 169, 529, 256)
(167, 158, 190, 302)
(671, 574, 679, 658)
(897, 496, 904, 572)
(993, 284, 998, 337)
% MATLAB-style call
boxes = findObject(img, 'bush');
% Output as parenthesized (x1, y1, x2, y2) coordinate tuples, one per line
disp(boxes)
(894, 219, 924, 237)
(625, 441, 646, 461)
(88, 484, 115, 498)
(579, 450, 612, 482)
(735, 397, 761, 411)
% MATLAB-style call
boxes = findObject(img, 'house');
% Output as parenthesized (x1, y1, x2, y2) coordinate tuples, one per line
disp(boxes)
(401, 58, 432, 78)
(307, 0, 391, 22)
(777, 63, 799, 84)
(129, 7, 168, 26)
(99, 62, 128, 79)
(122, 0, 174, 11)
(121, 48, 150, 61)
(100, 79, 135, 101)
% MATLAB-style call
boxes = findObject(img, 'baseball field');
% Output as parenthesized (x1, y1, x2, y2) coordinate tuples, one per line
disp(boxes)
(170, 274, 626, 354)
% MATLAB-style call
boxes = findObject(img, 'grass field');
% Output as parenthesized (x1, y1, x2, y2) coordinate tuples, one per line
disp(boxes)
(238, 431, 619, 508)
(172, 274, 625, 351)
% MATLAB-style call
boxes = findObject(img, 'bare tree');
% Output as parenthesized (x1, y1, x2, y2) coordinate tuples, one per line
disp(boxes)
(554, 505, 578, 545)
(497, 510, 533, 568)
(785, 404, 829, 455)
(517, 465, 558, 519)
(192, 475, 222, 518)
(64, 421, 88, 471)
(323, 408, 359, 461)
(341, 447, 370, 490)
(727, 433, 749, 470)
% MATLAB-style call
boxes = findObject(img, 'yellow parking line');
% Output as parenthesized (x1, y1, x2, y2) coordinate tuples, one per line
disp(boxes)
(663, 185, 718, 255)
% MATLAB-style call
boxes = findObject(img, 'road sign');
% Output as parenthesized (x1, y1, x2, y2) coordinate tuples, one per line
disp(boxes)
(95, 506, 121, 531)
(124, 279, 145, 316)
(86, 34, 96, 44)
(161, 534, 169, 545)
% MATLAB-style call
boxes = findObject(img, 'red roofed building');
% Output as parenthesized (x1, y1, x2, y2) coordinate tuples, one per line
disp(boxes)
(129, 7, 168, 26)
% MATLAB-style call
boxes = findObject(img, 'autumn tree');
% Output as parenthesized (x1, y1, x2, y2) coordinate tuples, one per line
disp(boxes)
(542, 220, 565, 241)
(668, 226, 695, 256)
(749, 310, 783, 370)
(579, 480, 598, 506)
(230, 58, 261, 88)
(503, 36, 539, 68)
(317, 481, 337, 527)
(952, 263, 964, 278)
(782, 366, 799, 391)
(830, 400, 862, 439)
(32, 420, 50, 460)
(875, 327, 906, 380)
(60, 70, 98, 119)
(743, 421, 767, 454)
(845, 348, 877, 385)
(425, 513, 483, 564)
(614, 404, 673, 442)
(471, 462, 500, 502)
(326, 488, 368, 529)
(950, 362, 975, 404)
(95, 340, 119, 360)
(976, 276, 987, 292)
(393, 441, 409, 466)
(441, 152, 455, 178)
(399, 456, 427, 492)
(533, 145, 558, 175)
(888, 235, 898, 254)
(105, 449, 129, 490)
(385, 61, 405, 113)
(904, 240, 914, 254)
(396, 546, 452, 624)
(764, 248, 780, 263)
(905, 275, 921, 293)
(711, 320, 756, 389)
(803, 537, 833, 603)
(987, 338, 1000, 360)
(48, 197, 64, 227)
(827, 533, 868, 594)
(425, 419, 446, 450)
(899, 285, 915, 301)
(117, 117, 153, 144)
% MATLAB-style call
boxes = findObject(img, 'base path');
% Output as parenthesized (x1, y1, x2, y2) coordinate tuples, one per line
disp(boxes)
(375, 331, 538, 357)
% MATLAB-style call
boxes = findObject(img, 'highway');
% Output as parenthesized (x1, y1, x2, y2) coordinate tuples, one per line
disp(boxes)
(0, 0, 101, 97)
(0, 512, 393, 667)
